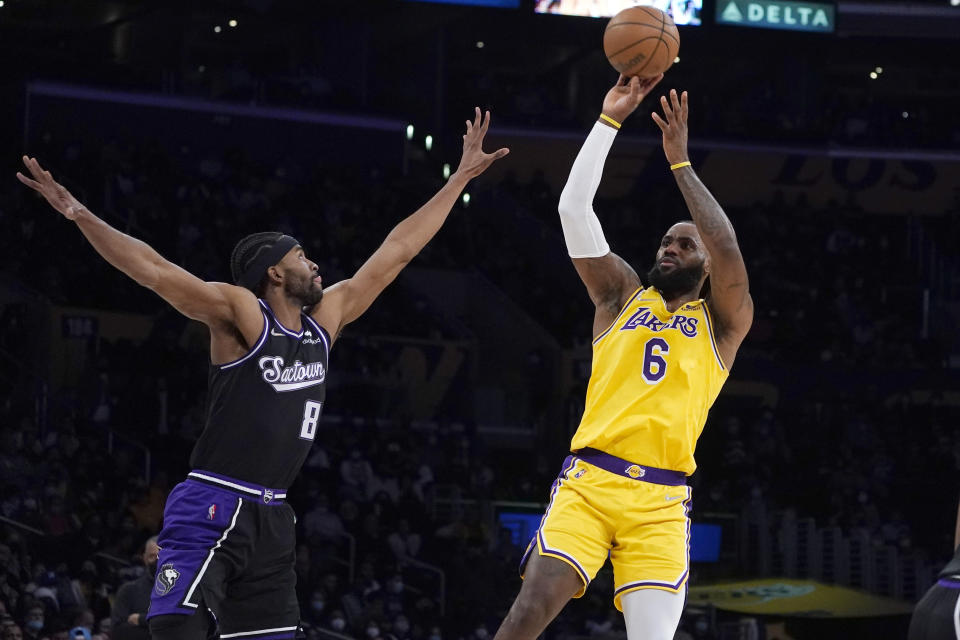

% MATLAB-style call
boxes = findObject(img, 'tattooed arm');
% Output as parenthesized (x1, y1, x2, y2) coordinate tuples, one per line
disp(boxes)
(652, 89, 753, 367)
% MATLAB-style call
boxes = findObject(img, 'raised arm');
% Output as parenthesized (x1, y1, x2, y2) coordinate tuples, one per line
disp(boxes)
(16, 157, 264, 362)
(651, 90, 753, 365)
(558, 74, 662, 337)
(312, 108, 508, 341)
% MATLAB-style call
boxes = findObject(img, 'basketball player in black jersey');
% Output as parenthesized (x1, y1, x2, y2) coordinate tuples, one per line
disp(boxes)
(909, 497, 960, 639)
(16, 108, 508, 640)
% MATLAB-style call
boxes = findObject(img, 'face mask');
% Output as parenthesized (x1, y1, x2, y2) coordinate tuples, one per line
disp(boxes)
(27, 619, 44, 631)
(331, 618, 346, 631)
(312, 600, 325, 613)
(366, 627, 380, 638)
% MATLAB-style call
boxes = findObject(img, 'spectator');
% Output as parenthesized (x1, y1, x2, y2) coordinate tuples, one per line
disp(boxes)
(110, 536, 158, 640)
(21, 606, 44, 640)
(304, 588, 328, 627)
(304, 496, 346, 542)
(1, 625, 23, 640)
(340, 449, 374, 502)
(387, 519, 421, 563)
(324, 609, 348, 634)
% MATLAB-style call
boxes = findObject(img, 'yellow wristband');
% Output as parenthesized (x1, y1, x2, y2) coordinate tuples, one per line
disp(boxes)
(599, 113, 621, 129)
(670, 161, 692, 171)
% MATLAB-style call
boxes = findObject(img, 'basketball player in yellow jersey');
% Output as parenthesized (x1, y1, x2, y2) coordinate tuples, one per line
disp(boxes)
(493, 75, 753, 640)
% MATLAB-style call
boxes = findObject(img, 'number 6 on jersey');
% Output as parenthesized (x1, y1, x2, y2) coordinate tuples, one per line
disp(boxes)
(300, 400, 323, 440)
(642, 338, 669, 384)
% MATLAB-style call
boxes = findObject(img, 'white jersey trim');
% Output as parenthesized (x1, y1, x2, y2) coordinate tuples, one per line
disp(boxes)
(183, 498, 243, 608)
(303, 314, 331, 356)
(187, 472, 287, 499)
(220, 627, 300, 638)
(219, 310, 270, 370)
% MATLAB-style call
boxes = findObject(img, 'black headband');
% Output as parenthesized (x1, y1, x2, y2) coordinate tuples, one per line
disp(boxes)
(237, 234, 300, 291)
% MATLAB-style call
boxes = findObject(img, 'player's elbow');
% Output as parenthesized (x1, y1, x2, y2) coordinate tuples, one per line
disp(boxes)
(557, 187, 584, 218)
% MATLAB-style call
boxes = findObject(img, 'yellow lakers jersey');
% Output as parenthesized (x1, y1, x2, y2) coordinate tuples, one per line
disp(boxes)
(570, 286, 729, 474)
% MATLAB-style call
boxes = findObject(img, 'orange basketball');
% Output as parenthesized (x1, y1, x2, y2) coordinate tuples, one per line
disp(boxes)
(603, 6, 680, 78)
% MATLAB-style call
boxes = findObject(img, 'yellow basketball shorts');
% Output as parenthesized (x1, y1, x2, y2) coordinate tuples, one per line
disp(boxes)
(519, 448, 692, 611)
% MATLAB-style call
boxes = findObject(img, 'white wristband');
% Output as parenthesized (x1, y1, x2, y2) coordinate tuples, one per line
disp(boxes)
(557, 122, 616, 258)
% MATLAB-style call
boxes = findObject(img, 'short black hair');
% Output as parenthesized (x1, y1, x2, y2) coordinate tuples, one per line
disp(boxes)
(230, 232, 284, 296)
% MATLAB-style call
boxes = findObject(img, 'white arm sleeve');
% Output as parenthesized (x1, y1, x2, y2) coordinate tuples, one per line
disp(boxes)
(557, 122, 617, 258)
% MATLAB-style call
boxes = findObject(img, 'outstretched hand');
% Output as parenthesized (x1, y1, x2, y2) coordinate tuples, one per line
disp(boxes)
(651, 89, 689, 165)
(601, 73, 664, 124)
(16, 156, 85, 220)
(454, 107, 509, 180)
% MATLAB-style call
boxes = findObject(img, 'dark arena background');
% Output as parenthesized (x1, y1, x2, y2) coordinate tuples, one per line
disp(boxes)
(1, 0, 959, 639)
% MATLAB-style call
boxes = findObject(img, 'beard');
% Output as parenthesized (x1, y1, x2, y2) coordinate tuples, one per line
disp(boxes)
(646, 260, 705, 300)
(285, 274, 324, 307)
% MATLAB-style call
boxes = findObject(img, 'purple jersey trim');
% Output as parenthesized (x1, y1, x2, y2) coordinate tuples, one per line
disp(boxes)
(259, 299, 304, 338)
(592, 287, 644, 345)
(519, 456, 591, 587)
(575, 448, 686, 486)
(219, 310, 270, 370)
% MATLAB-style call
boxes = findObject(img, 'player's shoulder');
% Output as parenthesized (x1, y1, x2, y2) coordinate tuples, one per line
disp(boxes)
(204, 283, 266, 339)
(208, 282, 259, 307)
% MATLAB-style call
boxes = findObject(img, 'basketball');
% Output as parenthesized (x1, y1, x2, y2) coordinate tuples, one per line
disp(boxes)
(603, 6, 680, 78)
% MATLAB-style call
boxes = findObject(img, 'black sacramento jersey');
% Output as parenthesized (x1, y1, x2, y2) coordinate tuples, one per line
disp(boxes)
(190, 299, 330, 489)
(939, 543, 960, 579)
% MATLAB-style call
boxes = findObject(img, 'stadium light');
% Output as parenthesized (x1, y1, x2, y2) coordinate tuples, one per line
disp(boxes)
(462, 193, 471, 206)
(443, 163, 451, 179)
(875, 66, 883, 74)
(952, 0, 959, 7)
(214, 25, 222, 33)
(674, 57, 680, 63)
(869, 72, 878, 79)
(902, 111, 909, 118)
(476, 41, 485, 48)
(406, 124, 414, 140)
(425, 135, 433, 151)
(229, 19, 238, 27)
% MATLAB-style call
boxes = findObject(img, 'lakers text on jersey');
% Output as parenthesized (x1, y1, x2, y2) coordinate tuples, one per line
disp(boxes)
(570, 286, 728, 475)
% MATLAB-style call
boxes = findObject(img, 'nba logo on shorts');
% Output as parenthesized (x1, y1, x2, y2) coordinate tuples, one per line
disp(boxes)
(263, 489, 274, 504)
(155, 563, 181, 596)
(625, 465, 646, 479)
(207, 504, 217, 520)
(573, 468, 587, 479)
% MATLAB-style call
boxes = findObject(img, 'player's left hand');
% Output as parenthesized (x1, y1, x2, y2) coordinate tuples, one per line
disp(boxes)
(453, 107, 510, 180)
(651, 89, 689, 165)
